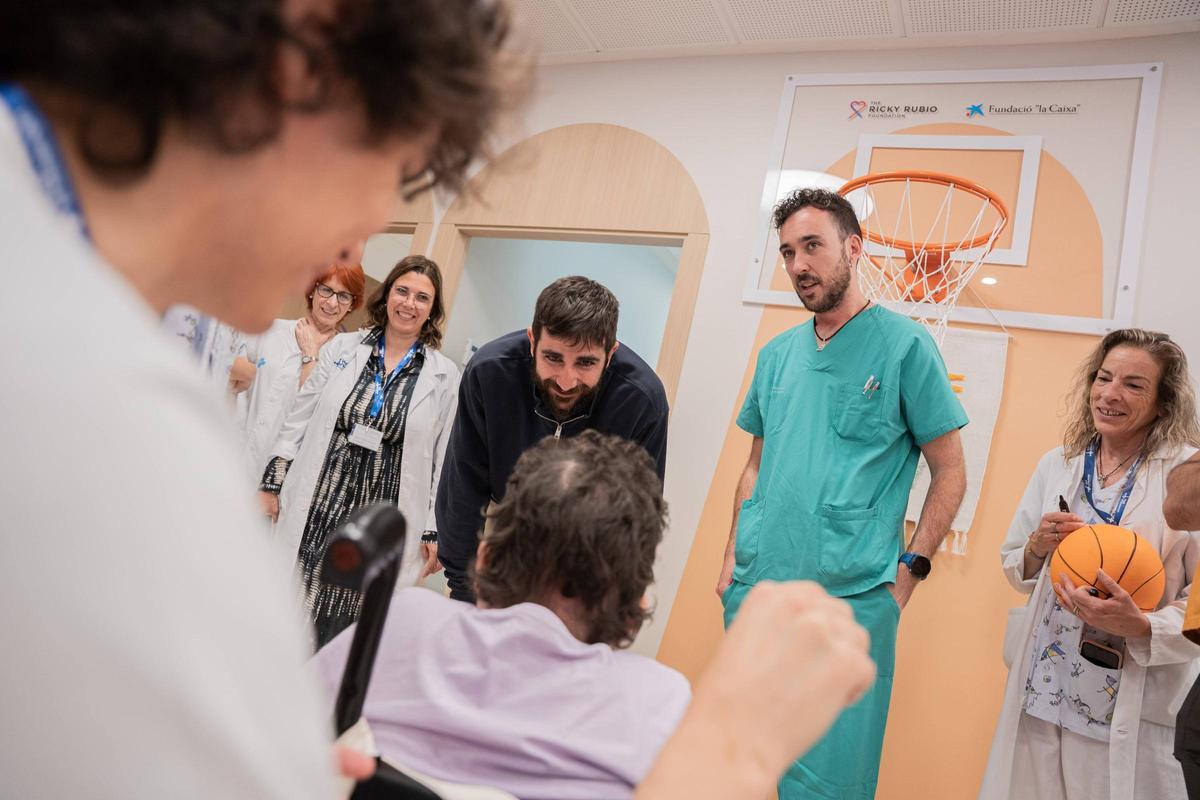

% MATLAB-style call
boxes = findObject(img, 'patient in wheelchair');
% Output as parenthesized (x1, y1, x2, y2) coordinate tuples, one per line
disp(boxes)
(314, 431, 691, 800)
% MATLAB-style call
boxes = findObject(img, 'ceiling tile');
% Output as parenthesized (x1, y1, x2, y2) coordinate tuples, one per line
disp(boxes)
(521, 0, 595, 54)
(906, 0, 1098, 34)
(566, 0, 735, 49)
(726, 0, 898, 40)
(1106, 0, 1200, 26)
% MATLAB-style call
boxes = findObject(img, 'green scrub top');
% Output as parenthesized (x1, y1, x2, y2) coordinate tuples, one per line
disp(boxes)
(734, 304, 967, 597)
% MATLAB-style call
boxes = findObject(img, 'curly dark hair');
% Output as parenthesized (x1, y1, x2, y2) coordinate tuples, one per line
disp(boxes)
(366, 255, 445, 349)
(0, 0, 521, 192)
(473, 430, 666, 649)
(531, 276, 619, 353)
(772, 187, 862, 241)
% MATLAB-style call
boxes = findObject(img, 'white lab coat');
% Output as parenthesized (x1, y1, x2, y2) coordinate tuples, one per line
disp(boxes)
(980, 444, 1200, 799)
(1, 94, 334, 798)
(270, 330, 459, 589)
(161, 304, 246, 392)
(240, 319, 305, 477)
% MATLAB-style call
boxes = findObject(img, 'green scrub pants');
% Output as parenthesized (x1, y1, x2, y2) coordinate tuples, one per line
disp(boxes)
(723, 580, 900, 800)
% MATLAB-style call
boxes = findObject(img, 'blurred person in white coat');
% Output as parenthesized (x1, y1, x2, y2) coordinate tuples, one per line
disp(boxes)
(0, 0, 518, 796)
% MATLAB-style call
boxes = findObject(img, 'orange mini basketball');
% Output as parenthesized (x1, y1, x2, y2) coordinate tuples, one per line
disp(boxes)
(1049, 523, 1166, 611)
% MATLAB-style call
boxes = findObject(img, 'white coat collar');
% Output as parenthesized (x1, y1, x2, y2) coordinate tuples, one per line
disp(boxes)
(352, 328, 449, 407)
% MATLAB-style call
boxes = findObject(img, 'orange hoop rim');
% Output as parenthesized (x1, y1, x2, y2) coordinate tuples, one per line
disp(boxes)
(837, 170, 1010, 255)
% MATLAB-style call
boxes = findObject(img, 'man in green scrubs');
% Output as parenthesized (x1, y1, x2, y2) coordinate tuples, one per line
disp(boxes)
(716, 188, 968, 799)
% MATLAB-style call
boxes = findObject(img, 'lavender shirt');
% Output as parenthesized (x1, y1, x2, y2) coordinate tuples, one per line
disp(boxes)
(315, 588, 691, 800)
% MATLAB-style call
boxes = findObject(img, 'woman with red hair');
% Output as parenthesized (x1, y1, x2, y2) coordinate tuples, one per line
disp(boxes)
(239, 261, 365, 476)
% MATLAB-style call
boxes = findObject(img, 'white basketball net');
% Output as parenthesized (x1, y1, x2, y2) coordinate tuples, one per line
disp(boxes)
(840, 174, 1008, 346)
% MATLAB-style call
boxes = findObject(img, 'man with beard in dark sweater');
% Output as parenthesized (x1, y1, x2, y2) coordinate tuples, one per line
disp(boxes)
(435, 276, 669, 601)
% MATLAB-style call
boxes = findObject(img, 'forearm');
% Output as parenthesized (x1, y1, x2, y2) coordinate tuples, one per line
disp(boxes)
(724, 468, 757, 557)
(636, 707, 777, 800)
(272, 369, 327, 460)
(725, 439, 763, 557)
(1122, 600, 1196, 665)
(647, 417, 668, 482)
(425, 381, 459, 533)
(298, 359, 317, 388)
(435, 484, 486, 602)
(908, 462, 966, 556)
(1021, 541, 1047, 581)
(641, 580, 875, 799)
(259, 456, 292, 493)
(228, 355, 255, 394)
(439, 527, 475, 602)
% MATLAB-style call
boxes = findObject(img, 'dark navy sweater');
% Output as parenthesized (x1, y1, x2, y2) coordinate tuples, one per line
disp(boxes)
(435, 329, 669, 600)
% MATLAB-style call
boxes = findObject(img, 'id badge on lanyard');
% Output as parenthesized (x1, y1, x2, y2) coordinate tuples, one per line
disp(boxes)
(0, 83, 90, 241)
(350, 337, 418, 452)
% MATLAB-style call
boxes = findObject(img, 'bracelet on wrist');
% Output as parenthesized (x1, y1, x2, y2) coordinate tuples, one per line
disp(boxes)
(1025, 538, 1046, 560)
(420, 531, 438, 543)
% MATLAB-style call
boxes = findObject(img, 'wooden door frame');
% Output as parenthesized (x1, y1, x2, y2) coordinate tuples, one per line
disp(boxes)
(430, 223, 707, 406)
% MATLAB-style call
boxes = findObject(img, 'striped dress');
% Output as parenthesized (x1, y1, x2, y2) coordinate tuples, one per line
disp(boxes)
(264, 327, 423, 648)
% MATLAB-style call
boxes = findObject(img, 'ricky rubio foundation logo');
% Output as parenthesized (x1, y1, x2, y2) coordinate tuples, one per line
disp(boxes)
(848, 99, 938, 120)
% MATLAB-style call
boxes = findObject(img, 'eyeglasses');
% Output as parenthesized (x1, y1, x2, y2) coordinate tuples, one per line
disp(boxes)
(315, 283, 354, 305)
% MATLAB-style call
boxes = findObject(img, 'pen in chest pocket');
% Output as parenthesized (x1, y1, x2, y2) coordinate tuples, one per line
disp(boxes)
(862, 374, 881, 398)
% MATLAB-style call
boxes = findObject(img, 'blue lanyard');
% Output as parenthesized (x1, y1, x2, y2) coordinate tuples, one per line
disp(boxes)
(1082, 437, 1143, 525)
(368, 337, 419, 419)
(0, 83, 90, 241)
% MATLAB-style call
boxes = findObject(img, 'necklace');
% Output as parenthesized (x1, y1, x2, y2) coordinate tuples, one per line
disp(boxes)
(815, 300, 871, 351)
(1097, 440, 1140, 486)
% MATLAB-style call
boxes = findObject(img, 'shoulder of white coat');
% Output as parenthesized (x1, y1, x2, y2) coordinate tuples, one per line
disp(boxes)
(423, 347, 461, 380)
(247, 318, 295, 355)
(1158, 443, 1199, 468)
(336, 328, 370, 346)
(271, 318, 297, 336)
(323, 330, 369, 360)
(1038, 445, 1070, 474)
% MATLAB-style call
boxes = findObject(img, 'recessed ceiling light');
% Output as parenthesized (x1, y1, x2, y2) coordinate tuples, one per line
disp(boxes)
(980, 277, 998, 286)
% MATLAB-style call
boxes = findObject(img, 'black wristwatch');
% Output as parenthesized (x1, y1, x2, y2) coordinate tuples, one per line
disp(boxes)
(898, 552, 932, 580)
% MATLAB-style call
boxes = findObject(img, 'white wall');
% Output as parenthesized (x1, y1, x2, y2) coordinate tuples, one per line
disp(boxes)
(443, 237, 680, 370)
(362, 232, 413, 282)
(427, 32, 1200, 656)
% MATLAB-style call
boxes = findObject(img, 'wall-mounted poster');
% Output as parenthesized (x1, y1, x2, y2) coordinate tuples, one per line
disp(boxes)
(746, 64, 1162, 337)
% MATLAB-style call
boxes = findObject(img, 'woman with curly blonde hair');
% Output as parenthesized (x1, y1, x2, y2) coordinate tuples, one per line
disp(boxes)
(981, 328, 1200, 800)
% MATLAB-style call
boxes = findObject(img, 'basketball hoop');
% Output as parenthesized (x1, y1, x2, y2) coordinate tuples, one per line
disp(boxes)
(838, 170, 1009, 345)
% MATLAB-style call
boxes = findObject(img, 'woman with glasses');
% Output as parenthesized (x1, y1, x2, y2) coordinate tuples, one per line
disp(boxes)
(259, 256, 458, 648)
(980, 329, 1200, 800)
(238, 261, 365, 476)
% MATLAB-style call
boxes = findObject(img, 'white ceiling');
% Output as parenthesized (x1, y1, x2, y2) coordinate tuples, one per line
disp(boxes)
(519, 0, 1200, 63)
